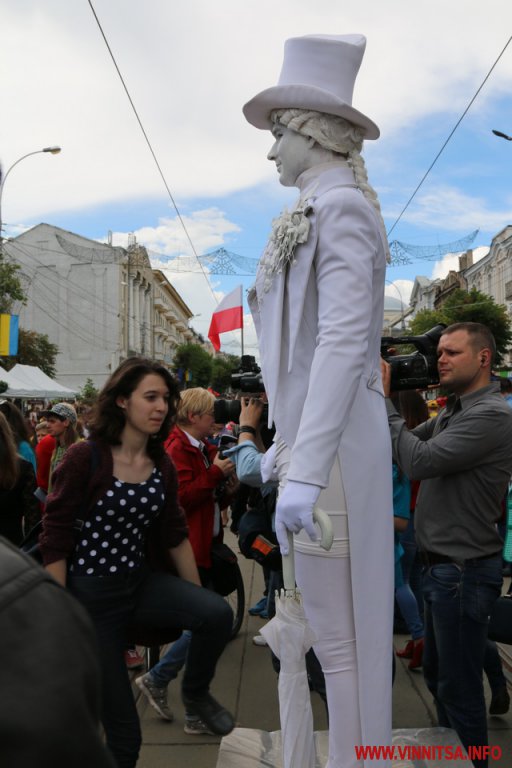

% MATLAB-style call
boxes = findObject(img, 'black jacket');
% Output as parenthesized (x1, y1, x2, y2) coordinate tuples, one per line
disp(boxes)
(0, 538, 115, 768)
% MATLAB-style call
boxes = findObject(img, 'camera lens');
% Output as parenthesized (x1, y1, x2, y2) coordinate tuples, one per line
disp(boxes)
(213, 399, 241, 424)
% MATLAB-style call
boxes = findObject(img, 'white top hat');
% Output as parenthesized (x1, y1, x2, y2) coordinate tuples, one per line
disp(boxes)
(243, 34, 379, 139)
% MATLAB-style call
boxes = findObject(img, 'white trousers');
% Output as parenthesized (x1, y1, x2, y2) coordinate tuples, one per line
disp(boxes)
(275, 439, 363, 768)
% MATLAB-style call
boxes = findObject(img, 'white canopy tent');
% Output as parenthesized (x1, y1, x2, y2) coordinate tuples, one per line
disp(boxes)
(0, 364, 77, 399)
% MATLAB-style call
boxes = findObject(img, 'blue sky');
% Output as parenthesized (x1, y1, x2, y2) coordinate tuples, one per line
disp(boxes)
(2, 1, 512, 354)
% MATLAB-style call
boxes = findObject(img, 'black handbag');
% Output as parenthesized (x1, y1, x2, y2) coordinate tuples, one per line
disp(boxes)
(19, 520, 46, 565)
(488, 588, 512, 645)
(209, 541, 239, 596)
(238, 489, 280, 570)
(20, 518, 86, 566)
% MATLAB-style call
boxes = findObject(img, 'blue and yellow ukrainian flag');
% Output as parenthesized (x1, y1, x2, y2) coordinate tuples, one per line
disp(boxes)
(0, 314, 19, 356)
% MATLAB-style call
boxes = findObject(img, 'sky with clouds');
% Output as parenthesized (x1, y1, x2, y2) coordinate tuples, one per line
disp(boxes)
(2, 1, 512, 354)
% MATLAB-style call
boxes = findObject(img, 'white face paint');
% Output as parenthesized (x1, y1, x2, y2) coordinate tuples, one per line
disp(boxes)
(267, 123, 314, 187)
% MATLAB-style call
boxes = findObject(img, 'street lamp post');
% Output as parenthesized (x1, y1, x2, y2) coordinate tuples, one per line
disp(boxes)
(0, 146, 62, 247)
(492, 129, 512, 141)
(385, 280, 406, 331)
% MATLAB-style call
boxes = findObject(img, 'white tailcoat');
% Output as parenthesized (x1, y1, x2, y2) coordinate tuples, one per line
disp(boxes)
(248, 163, 394, 755)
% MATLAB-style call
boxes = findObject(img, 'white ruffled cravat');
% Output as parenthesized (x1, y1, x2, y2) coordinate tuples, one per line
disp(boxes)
(257, 161, 350, 294)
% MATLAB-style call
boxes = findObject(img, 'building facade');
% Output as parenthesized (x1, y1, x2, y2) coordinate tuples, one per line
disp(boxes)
(463, 226, 512, 314)
(5, 223, 197, 389)
(400, 226, 512, 362)
(408, 275, 440, 320)
(408, 228, 512, 321)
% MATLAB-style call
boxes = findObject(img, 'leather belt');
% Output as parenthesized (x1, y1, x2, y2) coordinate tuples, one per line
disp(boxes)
(419, 550, 502, 567)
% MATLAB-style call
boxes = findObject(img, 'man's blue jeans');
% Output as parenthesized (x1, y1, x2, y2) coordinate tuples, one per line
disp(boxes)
(422, 555, 502, 768)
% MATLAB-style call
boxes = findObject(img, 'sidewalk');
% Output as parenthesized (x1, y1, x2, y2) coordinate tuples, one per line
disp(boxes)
(134, 530, 512, 767)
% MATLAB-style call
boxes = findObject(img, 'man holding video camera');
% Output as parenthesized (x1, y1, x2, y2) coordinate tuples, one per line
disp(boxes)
(381, 322, 512, 767)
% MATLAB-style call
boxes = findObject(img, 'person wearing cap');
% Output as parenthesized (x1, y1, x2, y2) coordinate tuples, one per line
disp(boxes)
(244, 34, 393, 766)
(41, 403, 80, 492)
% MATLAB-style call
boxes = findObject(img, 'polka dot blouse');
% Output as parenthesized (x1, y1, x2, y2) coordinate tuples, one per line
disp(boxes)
(69, 468, 164, 576)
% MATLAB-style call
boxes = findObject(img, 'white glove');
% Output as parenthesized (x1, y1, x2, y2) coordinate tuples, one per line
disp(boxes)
(275, 480, 321, 555)
(260, 443, 278, 484)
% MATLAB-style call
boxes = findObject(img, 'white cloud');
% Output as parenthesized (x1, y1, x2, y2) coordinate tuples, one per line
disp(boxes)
(2, 0, 512, 226)
(400, 186, 512, 233)
(431, 245, 489, 280)
(385, 279, 414, 306)
(105, 206, 257, 355)
(108, 208, 240, 258)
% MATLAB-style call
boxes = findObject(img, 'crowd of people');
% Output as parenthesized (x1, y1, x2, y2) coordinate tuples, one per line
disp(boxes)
(2, 341, 512, 767)
(2, 373, 240, 768)
(3, 32, 512, 768)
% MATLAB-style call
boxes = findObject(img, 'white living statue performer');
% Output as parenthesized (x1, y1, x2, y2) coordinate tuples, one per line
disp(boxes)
(243, 35, 394, 768)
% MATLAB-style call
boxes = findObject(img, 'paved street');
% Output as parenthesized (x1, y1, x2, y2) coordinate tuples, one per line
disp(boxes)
(132, 530, 512, 767)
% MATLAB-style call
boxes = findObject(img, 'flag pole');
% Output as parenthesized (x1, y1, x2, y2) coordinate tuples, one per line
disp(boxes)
(241, 288, 244, 356)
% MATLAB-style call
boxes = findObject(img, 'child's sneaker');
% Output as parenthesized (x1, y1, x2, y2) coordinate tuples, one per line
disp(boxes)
(184, 717, 214, 735)
(135, 673, 173, 721)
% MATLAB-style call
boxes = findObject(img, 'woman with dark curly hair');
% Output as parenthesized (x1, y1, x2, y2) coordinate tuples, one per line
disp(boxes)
(39, 357, 234, 768)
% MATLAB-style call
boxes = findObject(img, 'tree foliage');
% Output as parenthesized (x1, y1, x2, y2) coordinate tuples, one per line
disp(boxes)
(0, 253, 26, 313)
(211, 354, 241, 394)
(172, 343, 213, 388)
(1, 329, 59, 377)
(408, 288, 512, 365)
(78, 377, 99, 404)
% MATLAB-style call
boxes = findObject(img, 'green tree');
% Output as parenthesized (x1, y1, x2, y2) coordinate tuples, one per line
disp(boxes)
(211, 354, 241, 393)
(78, 377, 99, 404)
(0, 253, 26, 313)
(172, 343, 213, 388)
(407, 307, 443, 336)
(409, 288, 512, 365)
(1, 329, 59, 377)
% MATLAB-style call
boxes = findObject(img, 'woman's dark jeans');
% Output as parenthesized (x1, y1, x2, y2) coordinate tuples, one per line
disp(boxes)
(399, 515, 424, 618)
(68, 567, 233, 768)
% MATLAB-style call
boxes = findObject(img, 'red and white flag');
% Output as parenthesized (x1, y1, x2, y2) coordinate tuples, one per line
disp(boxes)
(208, 285, 243, 351)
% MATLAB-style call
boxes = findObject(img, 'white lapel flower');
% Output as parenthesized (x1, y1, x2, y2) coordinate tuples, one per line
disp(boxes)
(259, 194, 314, 293)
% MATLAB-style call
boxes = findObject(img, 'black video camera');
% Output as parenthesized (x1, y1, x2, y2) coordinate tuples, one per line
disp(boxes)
(381, 323, 446, 391)
(230, 355, 265, 393)
(213, 355, 267, 424)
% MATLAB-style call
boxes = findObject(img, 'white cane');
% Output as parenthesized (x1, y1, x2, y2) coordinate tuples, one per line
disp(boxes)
(282, 507, 334, 592)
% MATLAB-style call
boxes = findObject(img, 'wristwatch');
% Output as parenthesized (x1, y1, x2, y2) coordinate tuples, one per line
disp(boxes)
(239, 425, 257, 436)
